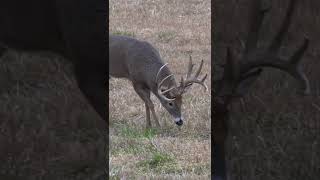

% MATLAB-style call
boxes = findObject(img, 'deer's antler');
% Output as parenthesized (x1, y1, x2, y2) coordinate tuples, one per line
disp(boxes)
(156, 63, 176, 101)
(179, 55, 208, 93)
(214, 0, 310, 104)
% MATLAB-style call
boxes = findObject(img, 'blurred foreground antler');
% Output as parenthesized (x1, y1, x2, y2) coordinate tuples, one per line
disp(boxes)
(213, 0, 310, 179)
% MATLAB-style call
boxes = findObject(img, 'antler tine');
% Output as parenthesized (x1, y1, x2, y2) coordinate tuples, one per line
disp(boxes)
(157, 74, 176, 101)
(268, 0, 297, 54)
(156, 63, 176, 101)
(180, 76, 185, 89)
(195, 59, 204, 78)
(158, 86, 176, 101)
(182, 75, 208, 92)
(290, 37, 309, 65)
(213, 47, 239, 101)
(158, 89, 176, 101)
(237, 37, 310, 95)
(187, 55, 194, 79)
(200, 74, 208, 91)
(237, 0, 310, 95)
(180, 56, 208, 92)
(158, 74, 174, 89)
(244, 0, 270, 55)
(215, 0, 311, 103)
(225, 47, 238, 82)
(156, 63, 169, 83)
(287, 37, 310, 95)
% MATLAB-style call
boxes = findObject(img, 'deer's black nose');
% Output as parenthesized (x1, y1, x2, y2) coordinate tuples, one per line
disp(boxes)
(175, 119, 183, 126)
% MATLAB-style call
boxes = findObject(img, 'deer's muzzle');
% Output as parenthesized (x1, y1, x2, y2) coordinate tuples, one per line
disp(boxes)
(175, 118, 183, 126)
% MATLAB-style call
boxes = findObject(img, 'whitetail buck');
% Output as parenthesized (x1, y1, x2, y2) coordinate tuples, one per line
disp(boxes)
(0, 0, 107, 123)
(213, 0, 310, 179)
(109, 35, 207, 128)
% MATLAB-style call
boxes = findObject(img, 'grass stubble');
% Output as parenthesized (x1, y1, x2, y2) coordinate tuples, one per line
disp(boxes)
(109, 0, 211, 179)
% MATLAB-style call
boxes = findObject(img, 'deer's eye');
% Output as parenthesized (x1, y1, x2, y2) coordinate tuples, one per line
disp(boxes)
(168, 102, 173, 107)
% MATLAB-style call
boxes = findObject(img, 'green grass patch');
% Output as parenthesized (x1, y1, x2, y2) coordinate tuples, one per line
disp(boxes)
(148, 152, 174, 168)
(109, 166, 122, 180)
(110, 127, 158, 156)
(157, 31, 176, 43)
(119, 126, 157, 139)
(143, 128, 157, 139)
(137, 151, 180, 173)
(119, 126, 142, 138)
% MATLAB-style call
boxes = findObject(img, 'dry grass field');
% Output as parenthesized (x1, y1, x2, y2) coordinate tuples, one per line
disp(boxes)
(109, 0, 211, 179)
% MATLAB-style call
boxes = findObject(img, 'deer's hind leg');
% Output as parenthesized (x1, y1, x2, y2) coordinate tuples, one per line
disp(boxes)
(133, 84, 160, 128)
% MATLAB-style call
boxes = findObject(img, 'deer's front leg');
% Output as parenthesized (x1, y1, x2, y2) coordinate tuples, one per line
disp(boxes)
(150, 104, 160, 127)
(145, 103, 151, 128)
(133, 85, 160, 128)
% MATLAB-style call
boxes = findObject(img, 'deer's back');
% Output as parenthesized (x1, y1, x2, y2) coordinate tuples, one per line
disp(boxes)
(109, 35, 169, 88)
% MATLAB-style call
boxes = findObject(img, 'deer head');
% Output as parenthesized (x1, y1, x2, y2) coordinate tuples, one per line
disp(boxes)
(213, 0, 310, 179)
(155, 56, 208, 126)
